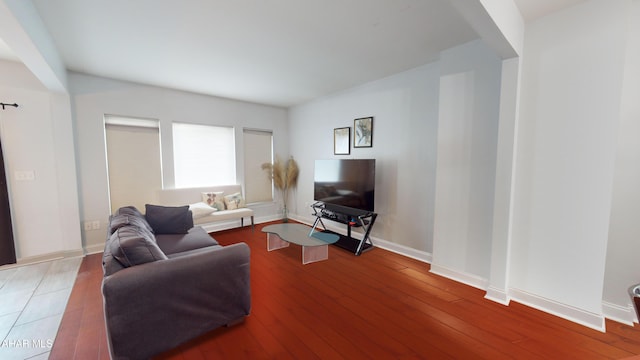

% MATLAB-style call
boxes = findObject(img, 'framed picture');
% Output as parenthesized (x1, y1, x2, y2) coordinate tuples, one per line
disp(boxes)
(334, 127, 350, 155)
(354, 117, 373, 148)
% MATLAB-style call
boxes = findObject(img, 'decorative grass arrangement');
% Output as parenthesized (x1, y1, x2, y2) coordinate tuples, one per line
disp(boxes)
(262, 156, 299, 221)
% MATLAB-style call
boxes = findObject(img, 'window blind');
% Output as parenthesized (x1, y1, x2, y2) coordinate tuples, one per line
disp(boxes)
(243, 129, 273, 203)
(173, 123, 236, 188)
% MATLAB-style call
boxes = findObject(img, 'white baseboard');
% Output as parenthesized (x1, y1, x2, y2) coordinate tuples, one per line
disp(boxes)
(255, 214, 283, 224)
(373, 237, 432, 263)
(510, 288, 606, 332)
(430, 263, 489, 291)
(85, 243, 105, 255)
(602, 300, 637, 326)
(1, 249, 85, 269)
(292, 215, 433, 263)
(485, 286, 510, 305)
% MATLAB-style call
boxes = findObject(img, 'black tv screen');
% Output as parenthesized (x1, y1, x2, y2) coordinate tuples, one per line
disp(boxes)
(314, 159, 375, 213)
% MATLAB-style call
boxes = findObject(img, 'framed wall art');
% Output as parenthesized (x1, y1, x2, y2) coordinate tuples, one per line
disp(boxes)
(354, 117, 373, 148)
(334, 127, 350, 155)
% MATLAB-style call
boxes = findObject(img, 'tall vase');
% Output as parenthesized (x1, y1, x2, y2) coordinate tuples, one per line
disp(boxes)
(282, 205, 289, 223)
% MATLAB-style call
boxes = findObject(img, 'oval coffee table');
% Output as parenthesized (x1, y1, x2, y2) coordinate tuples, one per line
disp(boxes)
(262, 224, 339, 264)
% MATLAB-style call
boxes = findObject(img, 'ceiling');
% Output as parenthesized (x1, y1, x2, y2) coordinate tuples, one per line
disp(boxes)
(0, 37, 18, 62)
(1, 0, 586, 108)
(512, 0, 586, 22)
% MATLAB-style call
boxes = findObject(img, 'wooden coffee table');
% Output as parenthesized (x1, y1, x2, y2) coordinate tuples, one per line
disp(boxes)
(261, 223, 339, 264)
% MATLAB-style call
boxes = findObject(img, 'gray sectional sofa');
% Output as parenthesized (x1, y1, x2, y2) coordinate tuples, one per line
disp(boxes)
(102, 205, 251, 360)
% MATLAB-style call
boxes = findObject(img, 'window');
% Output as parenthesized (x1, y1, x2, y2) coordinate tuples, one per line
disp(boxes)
(243, 129, 273, 203)
(104, 115, 162, 213)
(173, 123, 235, 188)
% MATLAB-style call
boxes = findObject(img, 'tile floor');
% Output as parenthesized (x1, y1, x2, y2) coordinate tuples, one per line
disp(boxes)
(0, 257, 82, 360)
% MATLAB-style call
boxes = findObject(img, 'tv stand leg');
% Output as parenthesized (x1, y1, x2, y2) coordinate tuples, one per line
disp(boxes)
(355, 213, 377, 255)
(310, 216, 326, 236)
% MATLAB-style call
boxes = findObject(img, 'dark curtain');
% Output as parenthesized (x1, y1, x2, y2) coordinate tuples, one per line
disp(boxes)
(0, 137, 16, 266)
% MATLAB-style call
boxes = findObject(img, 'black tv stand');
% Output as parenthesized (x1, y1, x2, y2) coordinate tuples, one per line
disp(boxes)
(310, 202, 377, 255)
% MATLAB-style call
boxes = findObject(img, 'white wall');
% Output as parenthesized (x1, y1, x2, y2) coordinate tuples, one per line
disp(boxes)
(603, 0, 640, 325)
(0, 60, 82, 262)
(486, 56, 521, 304)
(510, 0, 629, 330)
(289, 62, 441, 257)
(431, 40, 502, 286)
(69, 72, 289, 252)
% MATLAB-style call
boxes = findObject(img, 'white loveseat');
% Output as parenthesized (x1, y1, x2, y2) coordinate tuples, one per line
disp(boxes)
(157, 185, 254, 232)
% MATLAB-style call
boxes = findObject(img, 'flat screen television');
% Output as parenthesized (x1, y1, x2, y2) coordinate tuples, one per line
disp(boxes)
(314, 159, 375, 213)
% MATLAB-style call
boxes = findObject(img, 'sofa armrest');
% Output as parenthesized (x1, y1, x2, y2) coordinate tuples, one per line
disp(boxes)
(102, 243, 251, 360)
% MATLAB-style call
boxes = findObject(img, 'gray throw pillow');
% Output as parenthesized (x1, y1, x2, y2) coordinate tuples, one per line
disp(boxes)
(109, 214, 156, 238)
(109, 225, 167, 267)
(144, 204, 194, 234)
(113, 206, 154, 234)
(114, 206, 143, 218)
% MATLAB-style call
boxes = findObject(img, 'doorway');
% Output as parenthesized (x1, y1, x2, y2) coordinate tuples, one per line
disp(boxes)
(0, 136, 16, 266)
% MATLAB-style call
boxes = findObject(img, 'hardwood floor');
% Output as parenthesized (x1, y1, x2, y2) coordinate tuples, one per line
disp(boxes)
(51, 222, 640, 359)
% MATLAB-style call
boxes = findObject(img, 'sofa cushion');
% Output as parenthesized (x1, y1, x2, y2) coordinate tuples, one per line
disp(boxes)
(114, 205, 144, 218)
(102, 238, 125, 277)
(155, 226, 219, 256)
(189, 202, 217, 219)
(145, 204, 193, 234)
(113, 206, 154, 234)
(194, 208, 254, 225)
(109, 213, 155, 237)
(109, 225, 168, 268)
(102, 253, 125, 277)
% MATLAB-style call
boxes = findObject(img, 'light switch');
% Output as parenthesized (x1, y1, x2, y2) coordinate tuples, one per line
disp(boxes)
(14, 170, 35, 181)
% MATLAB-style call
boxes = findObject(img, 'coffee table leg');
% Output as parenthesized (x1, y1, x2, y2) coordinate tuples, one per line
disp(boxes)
(302, 245, 328, 264)
(267, 233, 289, 251)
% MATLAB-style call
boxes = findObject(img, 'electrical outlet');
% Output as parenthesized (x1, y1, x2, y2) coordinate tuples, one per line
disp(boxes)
(91, 220, 100, 230)
(84, 222, 92, 231)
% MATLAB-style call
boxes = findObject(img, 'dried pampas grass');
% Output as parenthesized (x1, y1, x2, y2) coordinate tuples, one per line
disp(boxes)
(285, 157, 299, 191)
(262, 156, 299, 210)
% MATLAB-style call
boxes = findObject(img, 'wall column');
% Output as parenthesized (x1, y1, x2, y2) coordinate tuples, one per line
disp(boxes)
(485, 57, 521, 304)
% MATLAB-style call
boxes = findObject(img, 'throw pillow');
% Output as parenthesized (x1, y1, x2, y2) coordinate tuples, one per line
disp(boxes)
(201, 192, 225, 211)
(109, 224, 168, 267)
(144, 204, 194, 234)
(114, 206, 143, 218)
(109, 214, 156, 240)
(189, 202, 217, 219)
(224, 192, 246, 210)
(112, 206, 154, 234)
